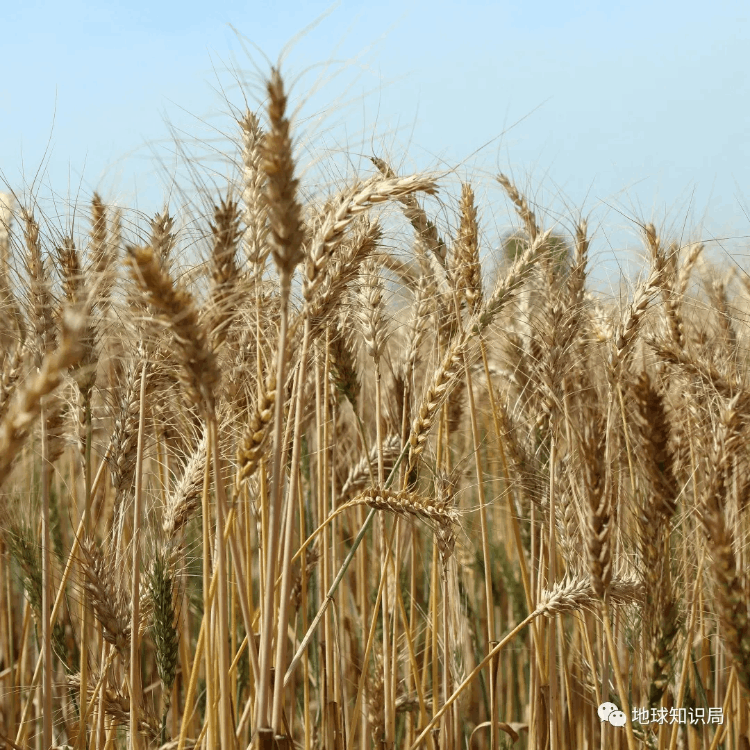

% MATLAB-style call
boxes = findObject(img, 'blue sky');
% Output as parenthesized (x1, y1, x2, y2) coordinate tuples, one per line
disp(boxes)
(3, 0, 750, 285)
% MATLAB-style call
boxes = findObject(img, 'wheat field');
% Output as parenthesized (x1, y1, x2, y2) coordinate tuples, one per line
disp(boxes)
(0, 66, 748, 750)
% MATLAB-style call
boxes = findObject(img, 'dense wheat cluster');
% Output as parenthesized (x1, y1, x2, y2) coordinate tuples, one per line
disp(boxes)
(0, 67, 749, 750)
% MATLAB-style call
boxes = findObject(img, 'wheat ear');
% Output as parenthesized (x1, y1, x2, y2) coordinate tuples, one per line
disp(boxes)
(205, 196, 242, 348)
(371, 156, 448, 268)
(304, 174, 438, 302)
(0, 311, 83, 486)
(700, 400, 750, 693)
(240, 110, 270, 276)
(453, 182, 483, 312)
(497, 172, 540, 242)
(127, 244, 219, 416)
(78, 535, 132, 657)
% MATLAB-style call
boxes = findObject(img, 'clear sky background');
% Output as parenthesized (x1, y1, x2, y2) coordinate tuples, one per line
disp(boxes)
(3, 0, 750, 288)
